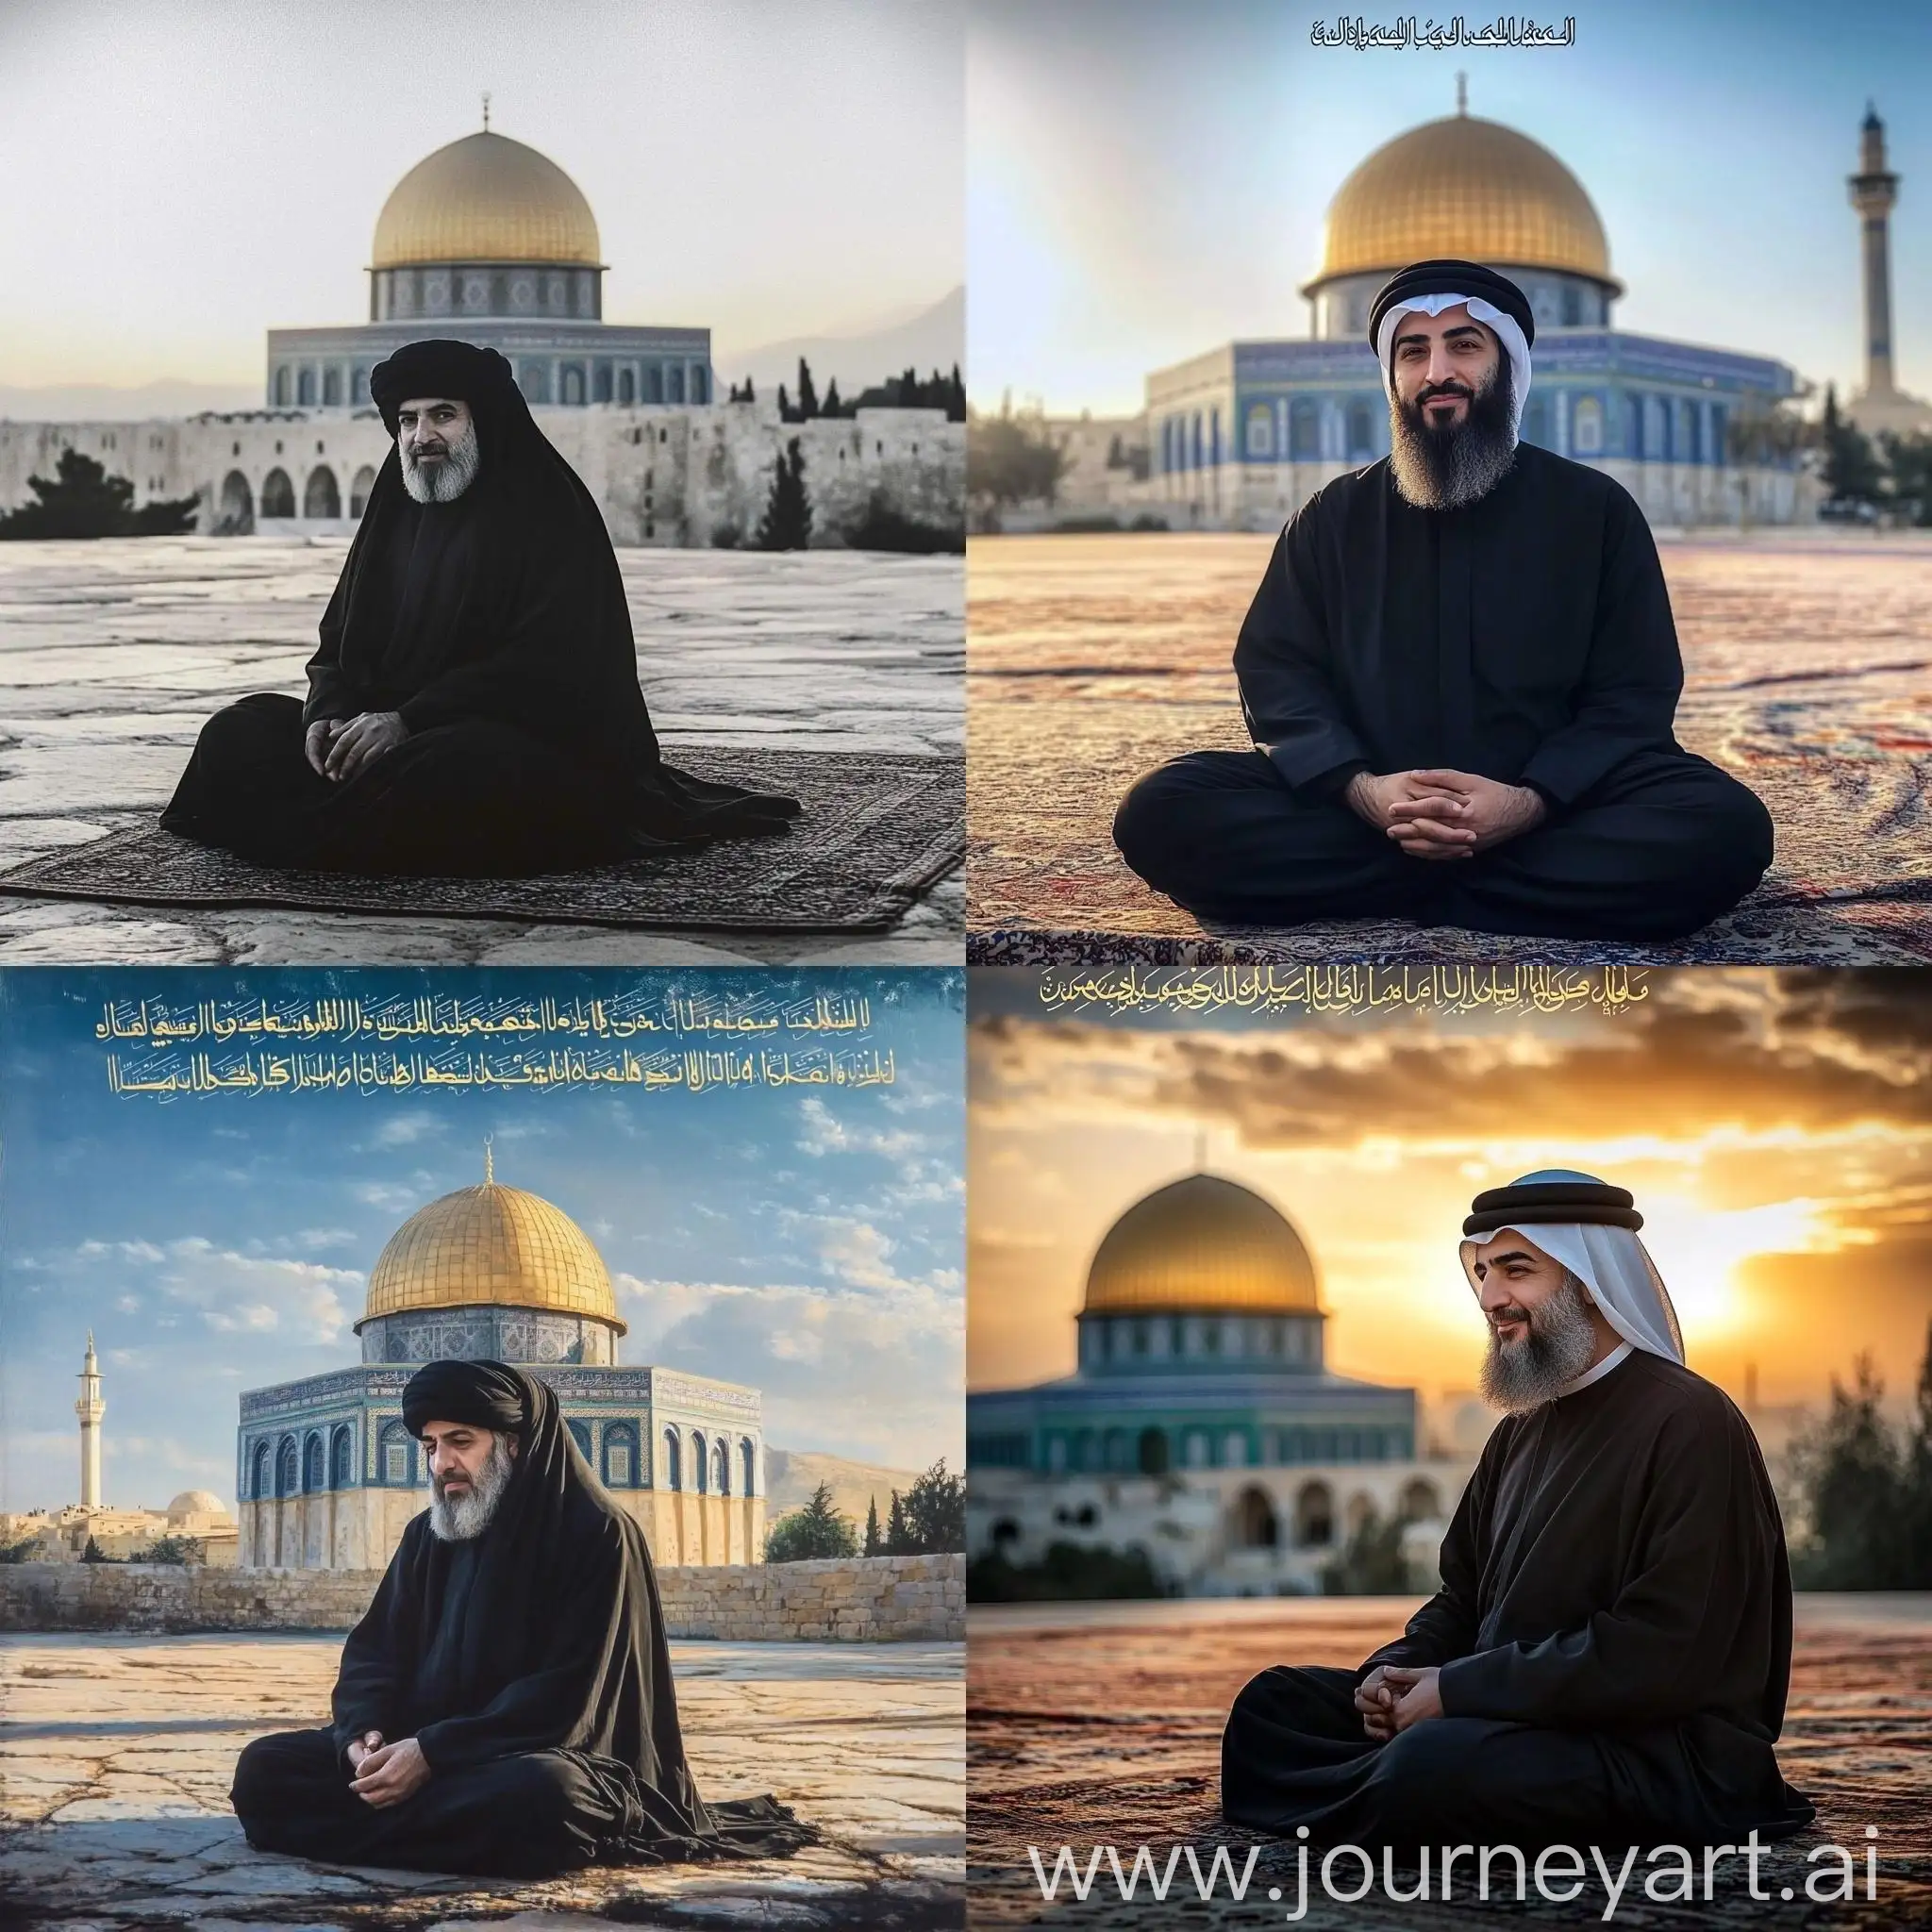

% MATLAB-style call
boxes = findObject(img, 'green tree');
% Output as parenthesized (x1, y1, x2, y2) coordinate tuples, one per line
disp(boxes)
(863, 1495, 882, 1557)
(1320, 1508, 1411, 1595)
(822, 376, 844, 418)
(967, 399, 1069, 518)
(80, 1535, 124, 1564)
(0, 1534, 40, 1564)
(899, 1457, 966, 1554)
(0, 447, 200, 540)
(1880, 432, 1932, 526)
(885, 1490, 909, 1555)
(131, 1536, 202, 1565)
(797, 358, 820, 421)
(756, 438, 812, 551)
(968, 1541, 1169, 1602)
(764, 1480, 858, 1562)
(1788, 1351, 1917, 1588)
(1819, 384, 1887, 506)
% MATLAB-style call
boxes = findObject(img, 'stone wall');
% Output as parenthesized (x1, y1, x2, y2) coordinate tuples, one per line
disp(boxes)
(0, 1553, 963, 1641)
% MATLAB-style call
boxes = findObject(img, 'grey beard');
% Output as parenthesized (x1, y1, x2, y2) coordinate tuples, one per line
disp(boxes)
(399, 422, 482, 505)
(428, 1434, 514, 1541)
(1479, 1271, 1602, 1414)
(1388, 362, 1518, 510)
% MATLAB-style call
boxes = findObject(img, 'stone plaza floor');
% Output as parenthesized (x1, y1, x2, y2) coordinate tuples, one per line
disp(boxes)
(966, 1592, 1932, 1928)
(0, 538, 963, 965)
(0, 1630, 965, 1929)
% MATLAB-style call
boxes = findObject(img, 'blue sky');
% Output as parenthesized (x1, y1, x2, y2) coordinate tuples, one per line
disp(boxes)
(0, 968, 964, 1514)
(970, 0, 1932, 413)
(0, 0, 962, 386)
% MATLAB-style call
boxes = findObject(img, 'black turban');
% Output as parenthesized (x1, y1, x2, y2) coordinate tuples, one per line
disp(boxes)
(401, 1357, 528, 1437)
(369, 339, 518, 434)
(1367, 258, 1537, 355)
(1463, 1177, 1644, 1238)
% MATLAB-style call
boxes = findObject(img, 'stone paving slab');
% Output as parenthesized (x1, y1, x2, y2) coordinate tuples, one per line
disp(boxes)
(965, 1594, 1932, 1929)
(0, 1631, 965, 1928)
(0, 538, 963, 965)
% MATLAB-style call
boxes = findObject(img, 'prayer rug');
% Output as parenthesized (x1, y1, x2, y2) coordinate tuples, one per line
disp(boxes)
(0, 748, 961, 934)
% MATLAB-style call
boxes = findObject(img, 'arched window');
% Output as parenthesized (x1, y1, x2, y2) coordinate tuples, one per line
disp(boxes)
(1561, 281, 1582, 326)
(1346, 401, 1372, 459)
(218, 471, 254, 535)
(663, 1427, 682, 1491)
(296, 368, 316, 408)
(1136, 1427, 1169, 1476)
(303, 1432, 325, 1492)
(276, 1436, 299, 1498)
(380, 1421, 416, 1487)
(1103, 1428, 1126, 1473)
(618, 367, 636, 406)
(330, 1424, 354, 1490)
(566, 1419, 592, 1464)
(1295, 1481, 1334, 1547)
(1398, 1477, 1441, 1522)
(520, 362, 551, 406)
(273, 366, 291, 407)
(252, 1439, 272, 1500)
(593, 361, 613, 404)
(692, 1430, 708, 1493)
(1234, 1486, 1278, 1548)
(349, 466, 376, 518)
(561, 365, 586, 406)
(605, 1423, 638, 1489)
(740, 1437, 756, 1495)
(668, 366, 687, 404)
(351, 365, 370, 407)
(1346, 1491, 1376, 1538)
(691, 368, 709, 405)
(260, 469, 294, 518)
(322, 366, 341, 407)
(1523, 395, 1551, 447)
(1245, 403, 1274, 459)
(645, 364, 665, 405)
(304, 467, 340, 518)
(1290, 398, 1320, 460)
(1573, 396, 1604, 456)
(712, 1440, 729, 1494)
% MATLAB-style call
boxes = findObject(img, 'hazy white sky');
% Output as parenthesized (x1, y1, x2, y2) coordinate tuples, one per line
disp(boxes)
(970, 0, 1932, 415)
(0, 0, 962, 387)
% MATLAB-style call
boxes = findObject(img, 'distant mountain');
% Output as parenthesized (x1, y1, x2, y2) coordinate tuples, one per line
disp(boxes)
(718, 287, 962, 400)
(763, 1445, 927, 1528)
(0, 378, 263, 423)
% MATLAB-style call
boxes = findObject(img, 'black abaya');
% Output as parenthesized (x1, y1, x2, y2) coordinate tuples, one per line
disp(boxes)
(1114, 444, 1774, 940)
(164, 340, 798, 875)
(230, 1363, 813, 1875)
(1222, 1351, 1814, 1850)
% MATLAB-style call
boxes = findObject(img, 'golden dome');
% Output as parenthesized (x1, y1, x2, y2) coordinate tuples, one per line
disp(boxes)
(1309, 114, 1619, 293)
(1084, 1174, 1321, 1315)
(372, 131, 601, 270)
(358, 1174, 625, 1332)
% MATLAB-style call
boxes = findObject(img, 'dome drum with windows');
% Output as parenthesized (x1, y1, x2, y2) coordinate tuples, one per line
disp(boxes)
(1076, 1174, 1328, 1375)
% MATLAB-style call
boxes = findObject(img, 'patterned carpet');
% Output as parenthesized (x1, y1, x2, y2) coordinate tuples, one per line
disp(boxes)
(0, 748, 962, 934)
(967, 534, 1932, 966)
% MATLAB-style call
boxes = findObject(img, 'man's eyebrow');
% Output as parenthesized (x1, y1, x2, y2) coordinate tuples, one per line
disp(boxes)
(1487, 1248, 1537, 1267)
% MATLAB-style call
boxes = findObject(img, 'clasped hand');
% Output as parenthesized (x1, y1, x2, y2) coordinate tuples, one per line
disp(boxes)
(1354, 1664, 1443, 1739)
(305, 711, 409, 784)
(1345, 768, 1546, 860)
(344, 1728, 431, 1807)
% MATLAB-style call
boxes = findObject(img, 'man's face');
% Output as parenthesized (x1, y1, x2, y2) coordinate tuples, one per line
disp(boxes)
(395, 396, 481, 505)
(421, 1420, 516, 1499)
(1462, 1232, 1573, 1341)
(1390, 306, 1502, 430)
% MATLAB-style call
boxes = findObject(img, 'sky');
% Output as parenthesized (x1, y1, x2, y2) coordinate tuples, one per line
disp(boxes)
(969, 0, 1932, 415)
(969, 968, 1932, 1426)
(0, 0, 962, 388)
(0, 968, 965, 1515)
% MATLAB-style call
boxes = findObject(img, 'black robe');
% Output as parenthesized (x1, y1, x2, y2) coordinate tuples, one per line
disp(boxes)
(163, 358, 798, 876)
(231, 1371, 812, 1876)
(1222, 1350, 1814, 1851)
(1114, 446, 1774, 941)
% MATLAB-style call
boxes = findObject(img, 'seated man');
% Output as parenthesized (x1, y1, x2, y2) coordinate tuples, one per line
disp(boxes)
(230, 1360, 812, 1876)
(1114, 259, 1774, 942)
(163, 340, 798, 875)
(1222, 1171, 1813, 1852)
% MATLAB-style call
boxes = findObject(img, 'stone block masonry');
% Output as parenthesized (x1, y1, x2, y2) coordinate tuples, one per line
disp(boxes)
(0, 1552, 963, 1641)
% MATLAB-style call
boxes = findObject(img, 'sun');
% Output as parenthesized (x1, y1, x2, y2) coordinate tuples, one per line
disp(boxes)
(1634, 1195, 1854, 1341)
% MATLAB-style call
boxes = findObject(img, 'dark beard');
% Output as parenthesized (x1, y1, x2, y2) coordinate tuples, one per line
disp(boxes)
(1389, 360, 1518, 510)
(1478, 1271, 1601, 1414)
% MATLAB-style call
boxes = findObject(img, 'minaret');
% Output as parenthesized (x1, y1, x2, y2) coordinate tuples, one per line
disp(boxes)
(75, 1332, 105, 1510)
(1849, 103, 1902, 401)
